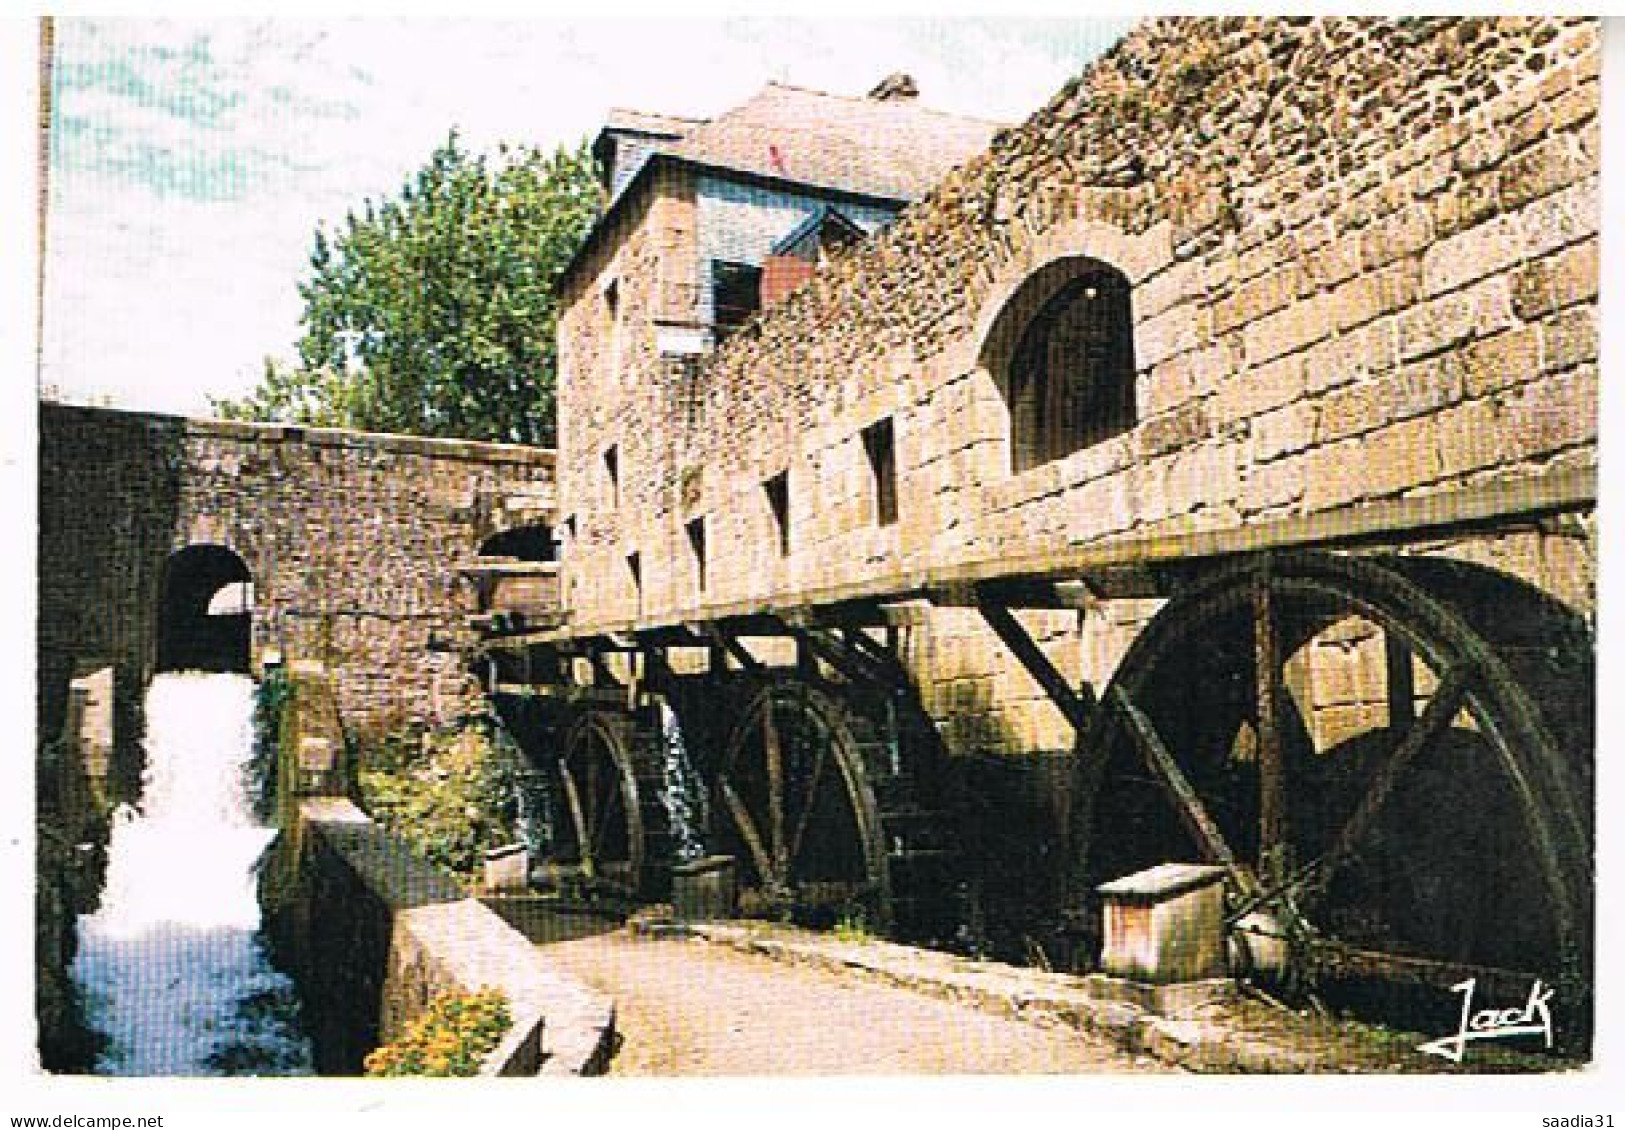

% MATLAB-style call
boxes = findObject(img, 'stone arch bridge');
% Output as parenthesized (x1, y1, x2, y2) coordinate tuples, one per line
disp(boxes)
(38, 401, 558, 791)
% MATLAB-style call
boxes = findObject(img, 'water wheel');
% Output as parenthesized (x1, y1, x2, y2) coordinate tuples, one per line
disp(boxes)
(1070, 550, 1592, 1041)
(553, 709, 671, 899)
(712, 680, 932, 932)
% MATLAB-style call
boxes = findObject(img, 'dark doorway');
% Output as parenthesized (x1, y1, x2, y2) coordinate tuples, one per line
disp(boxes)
(155, 545, 253, 674)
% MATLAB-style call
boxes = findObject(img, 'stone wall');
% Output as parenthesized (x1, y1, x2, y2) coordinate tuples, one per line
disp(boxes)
(38, 403, 557, 777)
(556, 16, 1598, 757)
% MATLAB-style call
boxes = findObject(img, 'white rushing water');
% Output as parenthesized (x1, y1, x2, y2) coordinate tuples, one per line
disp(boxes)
(657, 699, 708, 862)
(72, 672, 313, 1076)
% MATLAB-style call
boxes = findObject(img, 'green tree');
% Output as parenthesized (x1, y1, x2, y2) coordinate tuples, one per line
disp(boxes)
(215, 132, 600, 445)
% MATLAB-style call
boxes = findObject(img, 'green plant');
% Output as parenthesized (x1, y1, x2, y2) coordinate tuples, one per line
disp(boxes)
(356, 715, 519, 877)
(363, 988, 512, 1077)
(247, 668, 292, 821)
(833, 910, 874, 944)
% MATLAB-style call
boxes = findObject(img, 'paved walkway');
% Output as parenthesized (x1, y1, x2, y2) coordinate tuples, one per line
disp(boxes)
(539, 928, 1170, 1076)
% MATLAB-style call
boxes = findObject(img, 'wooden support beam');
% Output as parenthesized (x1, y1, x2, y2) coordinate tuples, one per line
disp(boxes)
(586, 649, 622, 688)
(491, 683, 628, 706)
(793, 626, 897, 689)
(717, 631, 764, 673)
(977, 597, 1095, 734)
(1253, 566, 1286, 878)
(479, 466, 1595, 655)
(967, 577, 1104, 610)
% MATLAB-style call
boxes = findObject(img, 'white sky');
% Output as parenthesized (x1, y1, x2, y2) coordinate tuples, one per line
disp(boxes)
(40, 15, 1133, 416)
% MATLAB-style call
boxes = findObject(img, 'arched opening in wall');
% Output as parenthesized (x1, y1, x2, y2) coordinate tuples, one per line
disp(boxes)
(471, 524, 563, 629)
(983, 257, 1136, 474)
(479, 524, 557, 562)
(155, 545, 253, 674)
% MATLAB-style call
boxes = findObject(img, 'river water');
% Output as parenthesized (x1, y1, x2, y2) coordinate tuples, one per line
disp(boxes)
(71, 672, 313, 1075)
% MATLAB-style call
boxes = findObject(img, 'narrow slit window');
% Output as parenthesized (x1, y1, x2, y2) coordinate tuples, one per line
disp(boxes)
(626, 550, 642, 613)
(686, 517, 708, 595)
(862, 418, 898, 528)
(604, 445, 620, 509)
(764, 471, 790, 558)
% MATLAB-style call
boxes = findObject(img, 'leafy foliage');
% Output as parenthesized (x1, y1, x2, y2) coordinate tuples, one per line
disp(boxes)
(363, 988, 512, 1077)
(357, 716, 520, 878)
(215, 132, 601, 444)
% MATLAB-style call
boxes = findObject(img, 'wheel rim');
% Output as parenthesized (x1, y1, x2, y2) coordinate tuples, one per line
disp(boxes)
(714, 683, 887, 926)
(556, 712, 644, 893)
(1071, 551, 1591, 1031)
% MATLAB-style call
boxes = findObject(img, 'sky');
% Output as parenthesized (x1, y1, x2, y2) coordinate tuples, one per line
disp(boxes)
(39, 15, 1134, 417)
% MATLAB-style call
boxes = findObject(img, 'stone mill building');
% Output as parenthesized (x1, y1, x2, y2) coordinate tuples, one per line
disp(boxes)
(481, 15, 1598, 1043)
(40, 15, 1600, 1060)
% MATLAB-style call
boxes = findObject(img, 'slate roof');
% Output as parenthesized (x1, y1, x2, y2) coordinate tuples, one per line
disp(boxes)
(566, 79, 1004, 289)
(601, 107, 704, 141)
(663, 81, 1003, 202)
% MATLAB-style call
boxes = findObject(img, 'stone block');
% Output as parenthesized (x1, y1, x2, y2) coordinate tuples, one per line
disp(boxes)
(1540, 308, 1598, 373)
(1461, 324, 1543, 398)
(1434, 397, 1505, 479)
(1242, 454, 1306, 514)
(1211, 354, 1305, 424)
(1420, 213, 1523, 298)
(1519, 176, 1598, 260)
(1499, 134, 1592, 212)
(1359, 204, 1434, 272)
(1510, 239, 1598, 320)
(1498, 365, 1597, 460)
(1211, 266, 1296, 335)
(1303, 439, 1369, 512)
(1249, 400, 1317, 464)
(1363, 415, 1445, 498)
(1098, 863, 1229, 985)
(1397, 277, 1513, 363)
(483, 844, 529, 892)
(1242, 294, 1332, 367)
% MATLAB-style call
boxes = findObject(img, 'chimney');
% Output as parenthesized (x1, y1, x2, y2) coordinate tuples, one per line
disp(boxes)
(867, 72, 919, 102)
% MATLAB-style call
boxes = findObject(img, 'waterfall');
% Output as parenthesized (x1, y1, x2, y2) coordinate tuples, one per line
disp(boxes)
(492, 716, 554, 858)
(656, 699, 707, 861)
(72, 672, 313, 1076)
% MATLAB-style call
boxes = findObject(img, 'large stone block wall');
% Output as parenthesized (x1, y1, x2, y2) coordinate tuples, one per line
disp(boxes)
(38, 403, 557, 767)
(558, 17, 1598, 757)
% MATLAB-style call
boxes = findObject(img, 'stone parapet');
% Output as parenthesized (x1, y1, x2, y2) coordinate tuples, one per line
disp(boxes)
(265, 798, 615, 1077)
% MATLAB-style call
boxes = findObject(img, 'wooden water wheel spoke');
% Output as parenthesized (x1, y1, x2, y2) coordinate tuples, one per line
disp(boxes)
(587, 741, 625, 858)
(785, 730, 832, 871)
(1253, 573, 1286, 875)
(553, 711, 664, 897)
(589, 772, 621, 860)
(1110, 685, 1250, 887)
(1302, 661, 1476, 902)
(719, 779, 778, 887)
(716, 683, 892, 929)
(763, 698, 788, 876)
(1385, 629, 1418, 731)
(1075, 551, 1591, 1034)
(558, 761, 594, 876)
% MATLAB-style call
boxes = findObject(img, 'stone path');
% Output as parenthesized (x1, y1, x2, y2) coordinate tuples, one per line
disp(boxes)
(539, 927, 1172, 1076)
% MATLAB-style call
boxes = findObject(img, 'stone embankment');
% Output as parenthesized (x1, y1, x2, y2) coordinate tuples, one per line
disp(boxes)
(265, 798, 615, 1076)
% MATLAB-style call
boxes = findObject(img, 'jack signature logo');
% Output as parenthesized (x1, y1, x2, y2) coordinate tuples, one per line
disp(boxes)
(1417, 977, 1554, 1063)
